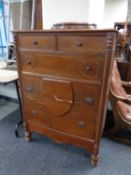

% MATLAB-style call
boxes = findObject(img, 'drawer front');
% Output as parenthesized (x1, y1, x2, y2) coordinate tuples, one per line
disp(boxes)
(18, 35, 56, 50)
(24, 100, 51, 128)
(57, 36, 106, 52)
(20, 51, 104, 81)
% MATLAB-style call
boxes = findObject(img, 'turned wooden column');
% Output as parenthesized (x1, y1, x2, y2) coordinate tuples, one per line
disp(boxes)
(34, 0, 43, 29)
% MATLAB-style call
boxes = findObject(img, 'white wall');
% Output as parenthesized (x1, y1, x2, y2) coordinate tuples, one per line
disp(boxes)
(127, 0, 131, 21)
(42, 0, 90, 29)
(103, 0, 128, 28)
(42, 0, 128, 29)
(88, 0, 105, 27)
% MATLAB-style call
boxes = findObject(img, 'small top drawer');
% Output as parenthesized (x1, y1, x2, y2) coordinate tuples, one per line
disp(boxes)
(18, 35, 56, 50)
(57, 36, 106, 52)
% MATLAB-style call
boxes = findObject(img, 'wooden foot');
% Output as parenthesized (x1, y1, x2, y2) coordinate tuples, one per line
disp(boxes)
(91, 154, 99, 166)
(24, 131, 32, 142)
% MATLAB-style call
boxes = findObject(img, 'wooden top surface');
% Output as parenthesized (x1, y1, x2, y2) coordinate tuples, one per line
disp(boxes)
(13, 29, 117, 34)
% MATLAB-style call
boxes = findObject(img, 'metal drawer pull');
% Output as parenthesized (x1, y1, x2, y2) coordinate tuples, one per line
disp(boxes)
(79, 121, 86, 128)
(85, 97, 95, 105)
(26, 60, 32, 65)
(86, 66, 92, 71)
(53, 95, 72, 103)
(77, 43, 83, 47)
(25, 86, 33, 92)
(32, 110, 37, 115)
(32, 41, 38, 45)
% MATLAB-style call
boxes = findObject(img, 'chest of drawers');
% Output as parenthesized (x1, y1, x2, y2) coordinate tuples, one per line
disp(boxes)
(14, 30, 117, 165)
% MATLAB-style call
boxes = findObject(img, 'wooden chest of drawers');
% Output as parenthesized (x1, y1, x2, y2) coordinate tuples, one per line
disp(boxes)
(14, 30, 117, 165)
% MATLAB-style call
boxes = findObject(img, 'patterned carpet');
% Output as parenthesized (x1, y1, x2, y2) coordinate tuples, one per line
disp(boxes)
(0, 109, 130, 175)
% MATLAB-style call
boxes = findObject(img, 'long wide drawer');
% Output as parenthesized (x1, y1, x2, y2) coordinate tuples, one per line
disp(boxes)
(20, 51, 104, 81)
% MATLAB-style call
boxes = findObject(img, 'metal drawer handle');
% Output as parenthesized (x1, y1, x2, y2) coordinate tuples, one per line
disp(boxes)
(79, 121, 86, 128)
(25, 86, 33, 92)
(26, 60, 32, 65)
(86, 66, 92, 71)
(32, 110, 37, 115)
(53, 95, 72, 104)
(32, 41, 38, 45)
(85, 97, 95, 105)
(77, 43, 83, 47)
